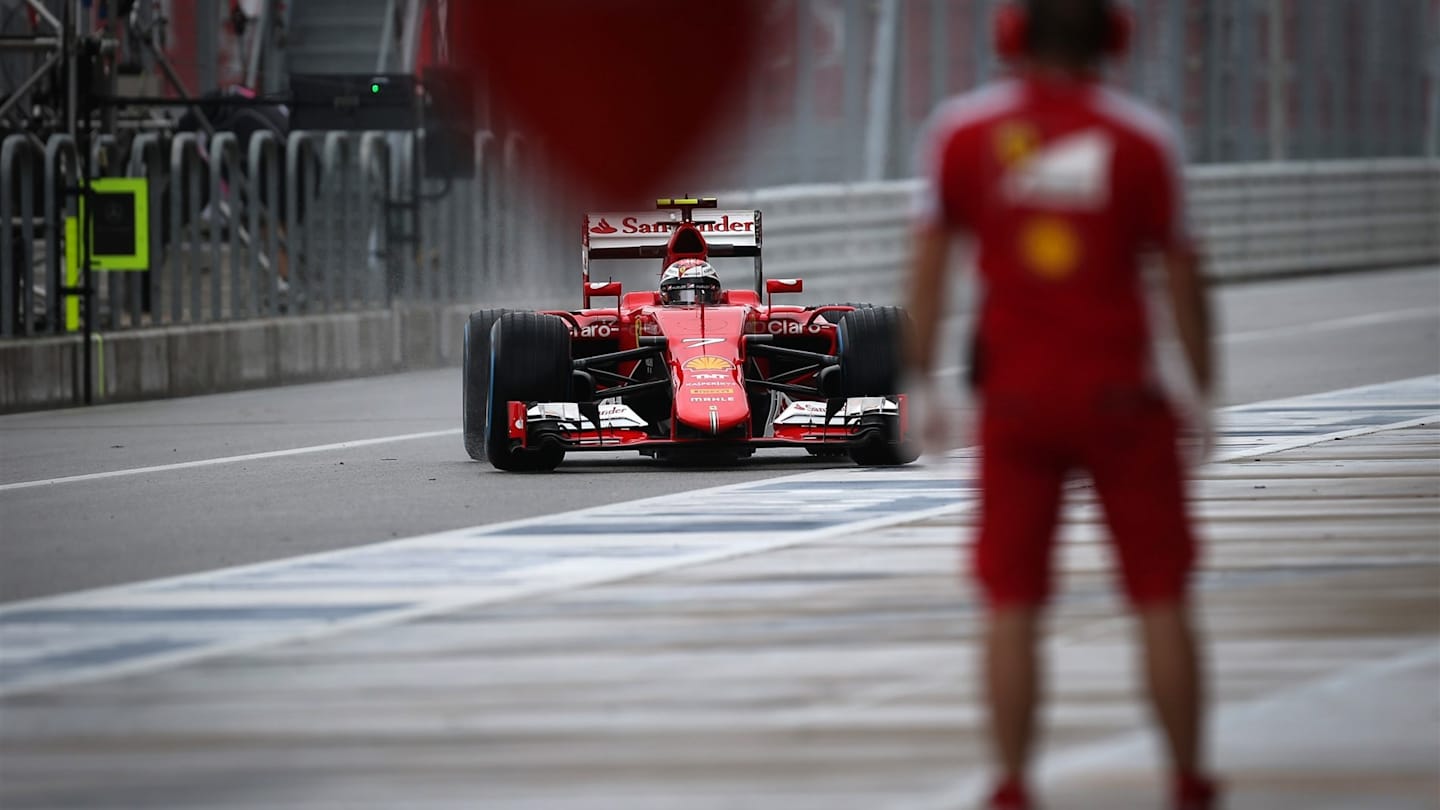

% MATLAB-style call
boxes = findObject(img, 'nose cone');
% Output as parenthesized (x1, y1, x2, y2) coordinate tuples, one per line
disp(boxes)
(674, 363, 749, 436)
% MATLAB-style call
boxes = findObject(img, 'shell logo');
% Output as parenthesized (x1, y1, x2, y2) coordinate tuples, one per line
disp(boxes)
(1019, 216, 1081, 281)
(683, 356, 734, 371)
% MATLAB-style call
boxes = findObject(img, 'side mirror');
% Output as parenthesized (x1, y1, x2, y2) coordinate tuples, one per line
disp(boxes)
(586, 280, 622, 301)
(766, 278, 802, 308)
(766, 278, 803, 295)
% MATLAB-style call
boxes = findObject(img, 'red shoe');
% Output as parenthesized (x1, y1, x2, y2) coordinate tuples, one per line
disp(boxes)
(987, 779, 1034, 810)
(1174, 773, 1220, 810)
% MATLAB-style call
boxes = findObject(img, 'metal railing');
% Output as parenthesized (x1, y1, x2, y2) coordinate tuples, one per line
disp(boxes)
(1, 128, 536, 337)
(725, 160, 1440, 305)
(3, 126, 1437, 339)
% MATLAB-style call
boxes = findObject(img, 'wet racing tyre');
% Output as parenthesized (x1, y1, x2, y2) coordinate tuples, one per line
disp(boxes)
(463, 309, 511, 460)
(485, 312, 572, 472)
(837, 306, 919, 466)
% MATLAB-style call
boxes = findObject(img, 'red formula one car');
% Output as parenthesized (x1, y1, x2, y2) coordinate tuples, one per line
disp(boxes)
(462, 197, 917, 472)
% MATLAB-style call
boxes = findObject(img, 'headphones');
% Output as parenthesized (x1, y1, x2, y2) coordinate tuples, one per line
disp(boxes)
(993, 1, 1132, 61)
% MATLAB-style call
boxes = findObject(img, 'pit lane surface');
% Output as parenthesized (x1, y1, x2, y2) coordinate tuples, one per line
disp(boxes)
(1, 266, 1436, 603)
(1, 265, 1437, 810)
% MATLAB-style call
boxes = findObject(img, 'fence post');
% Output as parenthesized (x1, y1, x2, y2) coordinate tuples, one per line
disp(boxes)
(285, 132, 322, 313)
(168, 133, 204, 324)
(86, 134, 128, 330)
(245, 130, 282, 318)
(863, 0, 899, 181)
(208, 132, 242, 321)
(359, 131, 392, 308)
(320, 131, 352, 312)
(3, 135, 42, 337)
(40, 135, 79, 336)
(126, 132, 164, 329)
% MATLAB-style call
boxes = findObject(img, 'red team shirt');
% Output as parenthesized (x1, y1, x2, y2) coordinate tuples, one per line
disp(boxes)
(917, 75, 1189, 398)
(917, 75, 1197, 606)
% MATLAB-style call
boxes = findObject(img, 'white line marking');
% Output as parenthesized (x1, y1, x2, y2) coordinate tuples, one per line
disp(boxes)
(1220, 306, 1438, 344)
(1214, 413, 1438, 463)
(0, 429, 460, 493)
(933, 306, 1438, 379)
(9, 307, 1432, 488)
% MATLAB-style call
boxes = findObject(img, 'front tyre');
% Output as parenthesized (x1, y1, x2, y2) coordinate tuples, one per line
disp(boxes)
(485, 312, 572, 472)
(463, 308, 510, 460)
(837, 306, 919, 466)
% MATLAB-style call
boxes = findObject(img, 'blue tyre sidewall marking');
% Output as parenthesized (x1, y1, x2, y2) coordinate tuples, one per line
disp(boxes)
(462, 320, 470, 435)
(484, 324, 497, 448)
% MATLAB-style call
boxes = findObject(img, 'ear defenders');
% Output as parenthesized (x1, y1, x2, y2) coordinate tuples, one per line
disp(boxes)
(993, 1, 1132, 61)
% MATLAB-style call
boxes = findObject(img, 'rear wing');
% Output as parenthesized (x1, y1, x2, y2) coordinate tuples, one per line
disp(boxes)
(582, 206, 764, 303)
(583, 209, 762, 260)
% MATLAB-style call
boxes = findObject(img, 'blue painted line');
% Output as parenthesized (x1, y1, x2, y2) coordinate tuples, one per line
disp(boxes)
(490, 520, 838, 536)
(2, 375, 1433, 697)
(136, 547, 717, 592)
(1, 604, 408, 624)
(1232, 404, 1434, 412)
(0, 639, 200, 684)
(745, 479, 973, 491)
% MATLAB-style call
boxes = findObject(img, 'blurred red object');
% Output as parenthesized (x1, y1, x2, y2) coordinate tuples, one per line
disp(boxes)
(455, 1, 764, 205)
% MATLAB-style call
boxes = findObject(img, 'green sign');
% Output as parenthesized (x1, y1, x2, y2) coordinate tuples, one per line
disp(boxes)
(64, 178, 152, 331)
(80, 177, 150, 271)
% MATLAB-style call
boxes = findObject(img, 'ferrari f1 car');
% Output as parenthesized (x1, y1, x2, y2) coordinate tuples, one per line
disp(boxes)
(462, 197, 917, 472)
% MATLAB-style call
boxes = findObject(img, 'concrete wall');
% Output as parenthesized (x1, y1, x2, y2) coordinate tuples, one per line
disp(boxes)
(0, 303, 475, 413)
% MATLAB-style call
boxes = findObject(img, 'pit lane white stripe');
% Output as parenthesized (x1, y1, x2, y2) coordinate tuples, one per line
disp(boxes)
(933, 306, 1438, 379)
(1219, 305, 1437, 344)
(0, 429, 460, 493)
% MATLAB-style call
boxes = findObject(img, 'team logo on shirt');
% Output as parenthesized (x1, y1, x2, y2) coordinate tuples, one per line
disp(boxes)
(993, 121, 1040, 167)
(1019, 216, 1081, 281)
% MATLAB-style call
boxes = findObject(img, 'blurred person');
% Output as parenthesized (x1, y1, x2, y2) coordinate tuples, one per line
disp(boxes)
(903, 1, 1217, 808)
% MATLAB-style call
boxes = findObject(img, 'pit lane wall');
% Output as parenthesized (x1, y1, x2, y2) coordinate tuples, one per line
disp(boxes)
(2, 159, 1436, 412)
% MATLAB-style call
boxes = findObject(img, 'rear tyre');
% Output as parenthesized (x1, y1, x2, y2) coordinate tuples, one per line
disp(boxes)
(463, 308, 510, 460)
(837, 306, 919, 466)
(485, 312, 572, 472)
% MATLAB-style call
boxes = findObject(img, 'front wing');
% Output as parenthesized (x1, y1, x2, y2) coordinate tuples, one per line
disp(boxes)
(502, 396, 910, 451)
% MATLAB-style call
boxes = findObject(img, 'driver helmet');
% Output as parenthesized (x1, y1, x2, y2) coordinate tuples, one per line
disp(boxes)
(659, 259, 722, 306)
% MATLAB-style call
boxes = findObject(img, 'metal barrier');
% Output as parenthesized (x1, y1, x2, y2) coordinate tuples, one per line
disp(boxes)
(728, 159, 1440, 305)
(4, 127, 1435, 340)
(127, 132, 165, 328)
(167, 132, 205, 325)
(1188, 161, 1440, 278)
(2, 129, 440, 336)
